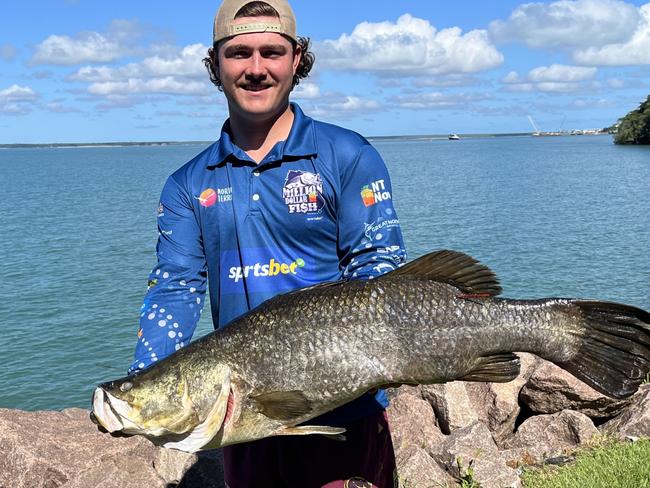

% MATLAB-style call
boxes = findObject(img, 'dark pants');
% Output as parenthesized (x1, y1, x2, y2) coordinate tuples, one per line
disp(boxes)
(223, 410, 397, 488)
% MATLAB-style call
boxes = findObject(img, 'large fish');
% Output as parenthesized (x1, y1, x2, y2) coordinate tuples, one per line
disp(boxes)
(92, 250, 650, 452)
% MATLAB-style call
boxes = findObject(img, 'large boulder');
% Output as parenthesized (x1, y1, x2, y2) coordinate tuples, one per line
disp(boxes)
(394, 444, 455, 488)
(465, 353, 541, 445)
(386, 390, 445, 456)
(0, 408, 224, 488)
(501, 410, 599, 464)
(434, 421, 521, 488)
(520, 360, 630, 418)
(421, 382, 479, 435)
(600, 384, 650, 439)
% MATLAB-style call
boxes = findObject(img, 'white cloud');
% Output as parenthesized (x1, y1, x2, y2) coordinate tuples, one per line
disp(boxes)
(503, 64, 598, 92)
(318, 14, 503, 75)
(293, 82, 321, 99)
(88, 77, 208, 96)
(68, 43, 213, 99)
(71, 44, 208, 82)
(304, 94, 382, 120)
(0, 85, 38, 115)
(31, 20, 146, 65)
(490, 0, 641, 49)
(573, 3, 650, 65)
(528, 64, 597, 82)
(0, 84, 38, 101)
(390, 91, 484, 110)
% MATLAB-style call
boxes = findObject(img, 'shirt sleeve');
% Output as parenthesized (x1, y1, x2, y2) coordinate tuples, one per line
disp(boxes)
(128, 175, 208, 374)
(337, 143, 407, 280)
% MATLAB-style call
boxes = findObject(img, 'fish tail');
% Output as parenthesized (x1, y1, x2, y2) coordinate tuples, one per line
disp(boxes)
(557, 300, 650, 399)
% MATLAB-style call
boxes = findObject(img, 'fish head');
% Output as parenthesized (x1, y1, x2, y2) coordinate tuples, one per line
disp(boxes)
(92, 360, 233, 450)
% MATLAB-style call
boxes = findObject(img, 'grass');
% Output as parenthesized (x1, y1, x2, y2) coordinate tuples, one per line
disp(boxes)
(521, 437, 650, 488)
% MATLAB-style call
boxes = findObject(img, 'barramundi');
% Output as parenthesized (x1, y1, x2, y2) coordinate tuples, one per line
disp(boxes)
(91, 250, 650, 452)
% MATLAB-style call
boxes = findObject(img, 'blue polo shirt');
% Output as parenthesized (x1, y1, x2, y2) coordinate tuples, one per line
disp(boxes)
(130, 103, 406, 424)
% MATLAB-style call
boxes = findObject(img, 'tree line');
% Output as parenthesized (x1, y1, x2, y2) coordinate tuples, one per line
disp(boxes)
(614, 95, 650, 145)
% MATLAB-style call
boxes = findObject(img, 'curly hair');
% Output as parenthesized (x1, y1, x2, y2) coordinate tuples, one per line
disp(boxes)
(203, 1, 315, 90)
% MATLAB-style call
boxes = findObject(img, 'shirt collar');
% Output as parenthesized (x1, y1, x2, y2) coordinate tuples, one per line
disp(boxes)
(209, 103, 317, 168)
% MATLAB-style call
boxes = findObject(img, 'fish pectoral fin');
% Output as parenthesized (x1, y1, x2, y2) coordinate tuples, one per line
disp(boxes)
(277, 425, 347, 441)
(387, 249, 502, 297)
(252, 390, 314, 421)
(460, 353, 521, 382)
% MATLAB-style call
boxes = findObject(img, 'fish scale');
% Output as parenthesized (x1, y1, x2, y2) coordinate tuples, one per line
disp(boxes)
(91, 250, 650, 452)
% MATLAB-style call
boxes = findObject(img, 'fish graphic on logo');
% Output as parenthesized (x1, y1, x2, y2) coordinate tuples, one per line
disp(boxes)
(361, 186, 376, 207)
(197, 188, 217, 208)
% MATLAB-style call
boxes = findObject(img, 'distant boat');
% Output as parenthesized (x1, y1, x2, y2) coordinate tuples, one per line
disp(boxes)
(448, 134, 460, 140)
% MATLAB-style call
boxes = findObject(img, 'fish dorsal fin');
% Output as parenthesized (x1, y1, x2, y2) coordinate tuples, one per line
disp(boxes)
(387, 250, 502, 296)
(252, 390, 314, 421)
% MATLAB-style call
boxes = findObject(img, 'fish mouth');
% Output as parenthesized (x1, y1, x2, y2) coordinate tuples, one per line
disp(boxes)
(92, 387, 141, 434)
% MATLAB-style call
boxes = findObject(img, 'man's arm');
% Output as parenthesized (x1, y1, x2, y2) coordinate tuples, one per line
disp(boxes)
(128, 175, 208, 374)
(337, 143, 407, 280)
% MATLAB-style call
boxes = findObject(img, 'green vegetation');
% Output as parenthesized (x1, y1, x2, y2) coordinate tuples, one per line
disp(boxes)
(521, 437, 650, 488)
(614, 95, 650, 145)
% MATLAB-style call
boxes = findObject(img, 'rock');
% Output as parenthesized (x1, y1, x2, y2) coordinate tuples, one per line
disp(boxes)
(520, 360, 630, 418)
(501, 410, 599, 464)
(422, 382, 479, 435)
(600, 384, 650, 439)
(387, 391, 445, 457)
(465, 353, 541, 445)
(435, 421, 520, 488)
(394, 444, 455, 488)
(0, 408, 225, 488)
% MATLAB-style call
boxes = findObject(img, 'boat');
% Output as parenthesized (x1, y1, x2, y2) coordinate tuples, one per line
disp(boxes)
(448, 134, 460, 140)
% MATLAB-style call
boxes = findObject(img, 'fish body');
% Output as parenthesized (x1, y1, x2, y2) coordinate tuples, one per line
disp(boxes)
(92, 251, 650, 452)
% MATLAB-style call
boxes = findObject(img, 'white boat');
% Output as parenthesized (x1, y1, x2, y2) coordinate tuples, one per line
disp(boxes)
(448, 134, 460, 140)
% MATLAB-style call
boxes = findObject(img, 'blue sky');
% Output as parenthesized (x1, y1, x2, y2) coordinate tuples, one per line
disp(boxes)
(1, 0, 649, 143)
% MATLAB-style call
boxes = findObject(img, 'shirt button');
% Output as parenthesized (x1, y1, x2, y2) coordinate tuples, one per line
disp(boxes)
(252, 194, 260, 201)
(252, 171, 260, 177)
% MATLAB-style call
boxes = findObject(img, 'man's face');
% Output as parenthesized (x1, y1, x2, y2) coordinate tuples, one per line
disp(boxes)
(217, 16, 301, 123)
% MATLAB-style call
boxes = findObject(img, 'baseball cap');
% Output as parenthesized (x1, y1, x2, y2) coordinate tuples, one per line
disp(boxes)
(213, 0, 297, 44)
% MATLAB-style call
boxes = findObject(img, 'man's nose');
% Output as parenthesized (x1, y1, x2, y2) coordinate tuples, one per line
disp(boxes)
(245, 53, 267, 79)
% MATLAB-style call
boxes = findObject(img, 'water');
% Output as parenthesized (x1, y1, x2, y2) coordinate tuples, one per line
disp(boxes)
(0, 135, 648, 411)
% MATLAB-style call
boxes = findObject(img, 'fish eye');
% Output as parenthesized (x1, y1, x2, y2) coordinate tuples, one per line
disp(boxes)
(120, 382, 133, 393)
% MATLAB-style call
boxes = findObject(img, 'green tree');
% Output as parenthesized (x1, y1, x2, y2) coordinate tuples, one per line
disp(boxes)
(614, 95, 650, 145)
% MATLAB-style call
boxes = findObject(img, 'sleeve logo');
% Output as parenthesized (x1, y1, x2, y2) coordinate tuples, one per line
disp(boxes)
(361, 179, 391, 207)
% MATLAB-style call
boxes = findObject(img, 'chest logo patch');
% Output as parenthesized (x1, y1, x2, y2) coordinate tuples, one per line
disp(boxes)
(282, 170, 324, 214)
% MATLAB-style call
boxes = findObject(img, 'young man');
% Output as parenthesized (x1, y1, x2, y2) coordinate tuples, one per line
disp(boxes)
(130, 1, 406, 486)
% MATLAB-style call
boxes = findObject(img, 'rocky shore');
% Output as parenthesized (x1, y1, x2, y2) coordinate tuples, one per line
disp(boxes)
(1, 355, 648, 488)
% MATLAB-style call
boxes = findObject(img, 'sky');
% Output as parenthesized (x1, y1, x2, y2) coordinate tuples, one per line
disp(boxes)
(1, 0, 650, 143)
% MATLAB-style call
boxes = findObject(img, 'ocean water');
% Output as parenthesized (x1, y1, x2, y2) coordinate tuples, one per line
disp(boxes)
(0, 135, 648, 411)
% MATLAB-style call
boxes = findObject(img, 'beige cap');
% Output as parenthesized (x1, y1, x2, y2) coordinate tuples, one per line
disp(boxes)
(213, 0, 297, 44)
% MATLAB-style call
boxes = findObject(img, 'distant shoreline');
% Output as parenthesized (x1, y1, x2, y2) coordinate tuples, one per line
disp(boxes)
(0, 132, 610, 148)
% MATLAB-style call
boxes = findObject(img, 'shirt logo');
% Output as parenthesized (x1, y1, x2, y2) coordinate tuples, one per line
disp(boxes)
(198, 188, 217, 207)
(283, 170, 324, 214)
(228, 257, 305, 283)
(197, 187, 232, 207)
(361, 179, 391, 207)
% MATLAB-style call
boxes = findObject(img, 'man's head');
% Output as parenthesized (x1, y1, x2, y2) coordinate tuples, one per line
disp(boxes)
(204, 0, 314, 91)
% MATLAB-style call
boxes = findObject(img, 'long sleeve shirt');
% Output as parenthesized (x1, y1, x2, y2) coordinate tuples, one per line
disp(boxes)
(130, 103, 406, 424)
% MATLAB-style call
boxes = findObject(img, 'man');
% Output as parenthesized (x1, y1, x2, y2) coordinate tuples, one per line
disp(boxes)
(130, 1, 407, 486)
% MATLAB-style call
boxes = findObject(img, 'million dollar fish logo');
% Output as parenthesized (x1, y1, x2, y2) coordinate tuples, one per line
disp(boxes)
(282, 170, 324, 214)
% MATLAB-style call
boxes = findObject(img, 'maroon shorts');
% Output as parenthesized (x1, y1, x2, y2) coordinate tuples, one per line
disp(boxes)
(222, 410, 397, 488)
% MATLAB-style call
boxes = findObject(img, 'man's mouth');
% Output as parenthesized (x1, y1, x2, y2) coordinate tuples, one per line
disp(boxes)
(242, 84, 270, 92)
